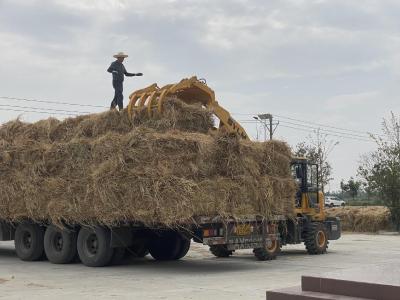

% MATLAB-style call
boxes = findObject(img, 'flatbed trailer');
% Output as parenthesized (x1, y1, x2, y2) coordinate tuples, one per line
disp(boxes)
(0, 212, 340, 267)
(0, 216, 281, 267)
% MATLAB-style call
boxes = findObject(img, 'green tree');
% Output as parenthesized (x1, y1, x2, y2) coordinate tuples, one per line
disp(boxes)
(294, 129, 338, 192)
(340, 177, 362, 200)
(358, 112, 400, 230)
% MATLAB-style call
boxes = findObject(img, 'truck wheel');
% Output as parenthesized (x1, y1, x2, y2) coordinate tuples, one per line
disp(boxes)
(253, 239, 280, 261)
(304, 222, 329, 255)
(174, 237, 190, 260)
(15, 223, 45, 261)
(149, 231, 180, 261)
(77, 226, 113, 267)
(44, 225, 77, 264)
(209, 245, 232, 258)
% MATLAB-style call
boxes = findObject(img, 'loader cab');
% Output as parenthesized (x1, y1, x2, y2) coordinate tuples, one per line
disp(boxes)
(291, 157, 325, 221)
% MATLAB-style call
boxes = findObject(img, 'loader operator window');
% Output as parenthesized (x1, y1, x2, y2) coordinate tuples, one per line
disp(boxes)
(306, 164, 319, 208)
(307, 164, 318, 191)
(291, 164, 303, 208)
(291, 165, 302, 183)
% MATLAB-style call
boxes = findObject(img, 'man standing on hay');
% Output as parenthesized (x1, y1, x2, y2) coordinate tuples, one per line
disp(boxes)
(107, 52, 143, 111)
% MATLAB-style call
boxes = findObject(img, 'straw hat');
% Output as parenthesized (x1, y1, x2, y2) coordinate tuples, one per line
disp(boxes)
(113, 52, 128, 58)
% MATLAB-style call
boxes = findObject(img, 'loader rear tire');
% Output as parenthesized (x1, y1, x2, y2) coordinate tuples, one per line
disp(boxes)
(77, 226, 113, 267)
(209, 245, 232, 258)
(44, 225, 77, 264)
(148, 231, 180, 261)
(15, 223, 45, 261)
(304, 222, 329, 255)
(253, 239, 280, 261)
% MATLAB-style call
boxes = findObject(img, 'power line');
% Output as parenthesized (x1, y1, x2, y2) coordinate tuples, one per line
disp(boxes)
(277, 119, 372, 140)
(0, 104, 92, 115)
(0, 96, 381, 137)
(238, 119, 373, 142)
(0, 107, 78, 116)
(0, 95, 381, 142)
(277, 124, 372, 142)
(275, 113, 381, 137)
(233, 112, 382, 137)
(0, 96, 107, 109)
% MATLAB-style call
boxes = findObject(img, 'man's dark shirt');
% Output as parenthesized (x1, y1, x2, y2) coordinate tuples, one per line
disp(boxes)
(107, 60, 135, 82)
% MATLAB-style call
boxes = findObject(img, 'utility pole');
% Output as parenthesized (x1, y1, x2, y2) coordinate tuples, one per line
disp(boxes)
(254, 114, 279, 141)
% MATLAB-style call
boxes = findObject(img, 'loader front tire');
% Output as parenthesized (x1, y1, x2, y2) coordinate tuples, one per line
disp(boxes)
(254, 239, 280, 261)
(77, 226, 113, 267)
(209, 245, 232, 258)
(304, 222, 329, 255)
(15, 223, 45, 261)
(44, 225, 77, 264)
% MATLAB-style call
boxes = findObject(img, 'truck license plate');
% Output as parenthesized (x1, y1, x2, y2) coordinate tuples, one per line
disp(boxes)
(236, 224, 251, 236)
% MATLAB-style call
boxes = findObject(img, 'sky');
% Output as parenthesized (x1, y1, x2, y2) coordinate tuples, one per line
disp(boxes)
(1, 0, 399, 191)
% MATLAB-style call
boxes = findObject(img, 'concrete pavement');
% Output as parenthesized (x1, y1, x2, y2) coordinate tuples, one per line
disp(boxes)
(0, 233, 398, 299)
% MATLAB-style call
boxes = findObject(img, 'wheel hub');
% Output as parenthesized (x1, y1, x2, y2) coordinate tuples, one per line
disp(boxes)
(266, 239, 278, 253)
(53, 233, 64, 252)
(22, 232, 32, 249)
(317, 231, 326, 248)
(86, 234, 99, 255)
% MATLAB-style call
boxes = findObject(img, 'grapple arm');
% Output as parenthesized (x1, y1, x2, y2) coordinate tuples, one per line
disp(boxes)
(127, 76, 249, 140)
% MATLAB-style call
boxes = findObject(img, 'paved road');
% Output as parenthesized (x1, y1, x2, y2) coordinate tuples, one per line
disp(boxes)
(0, 233, 399, 299)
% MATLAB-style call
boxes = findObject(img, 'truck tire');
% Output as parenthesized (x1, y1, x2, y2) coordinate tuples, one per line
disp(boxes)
(14, 223, 45, 261)
(304, 222, 329, 255)
(77, 226, 113, 267)
(174, 237, 190, 260)
(44, 225, 77, 264)
(148, 231, 180, 261)
(209, 245, 232, 258)
(253, 239, 280, 261)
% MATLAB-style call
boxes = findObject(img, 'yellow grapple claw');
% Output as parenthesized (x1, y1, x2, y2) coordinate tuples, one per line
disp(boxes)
(127, 76, 249, 139)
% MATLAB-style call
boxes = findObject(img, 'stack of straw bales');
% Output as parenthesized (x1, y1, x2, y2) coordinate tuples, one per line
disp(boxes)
(0, 99, 296, 227)
(326, 206, 391, 232)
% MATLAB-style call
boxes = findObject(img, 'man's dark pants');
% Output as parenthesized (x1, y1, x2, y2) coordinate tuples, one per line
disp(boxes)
(111, 80, 124, 110)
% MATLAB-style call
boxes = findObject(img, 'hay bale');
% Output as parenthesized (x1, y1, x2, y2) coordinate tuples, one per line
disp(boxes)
(131, 98, 214, 133)
(0, 99, 296, 227)
(326, 206, 391, 232)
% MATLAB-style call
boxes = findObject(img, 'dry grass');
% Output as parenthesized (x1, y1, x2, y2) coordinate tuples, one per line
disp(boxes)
(0, 99, 296, 227)
(326, 206, 391, 232)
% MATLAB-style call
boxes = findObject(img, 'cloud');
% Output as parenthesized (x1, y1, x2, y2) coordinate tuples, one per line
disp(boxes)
(324, 91, 379, 111)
